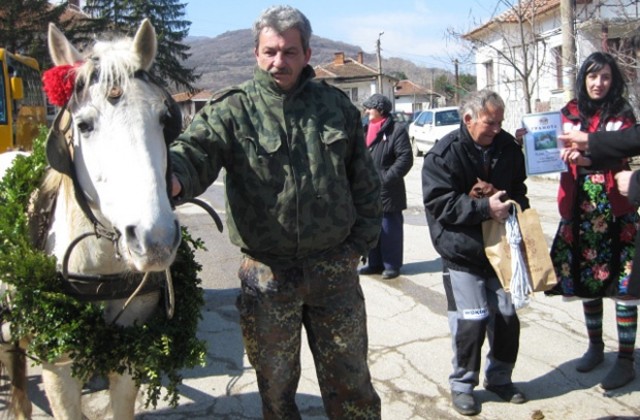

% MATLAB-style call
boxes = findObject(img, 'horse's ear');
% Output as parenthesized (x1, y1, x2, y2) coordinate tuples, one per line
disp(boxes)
(48, 23, 83, 66)
(46, 109, 74, 177)
(132, 19, 157, 71)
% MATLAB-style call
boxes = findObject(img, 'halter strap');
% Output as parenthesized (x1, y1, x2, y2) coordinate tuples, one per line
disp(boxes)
(46, 105, 119, 241)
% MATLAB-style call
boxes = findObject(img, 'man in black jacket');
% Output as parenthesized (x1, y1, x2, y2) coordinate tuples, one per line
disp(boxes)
(422, 90, 529, 416)
(359, 94, 413, 279)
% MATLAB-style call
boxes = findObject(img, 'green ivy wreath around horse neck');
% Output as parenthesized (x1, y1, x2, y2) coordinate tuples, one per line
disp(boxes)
(0, 128, 207, 408)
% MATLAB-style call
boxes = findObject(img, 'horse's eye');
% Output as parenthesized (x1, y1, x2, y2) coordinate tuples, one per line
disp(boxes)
(77, 120, 93, 133)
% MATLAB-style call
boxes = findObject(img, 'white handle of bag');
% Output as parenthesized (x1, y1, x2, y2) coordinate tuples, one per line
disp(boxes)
(506, 204, 532, 309)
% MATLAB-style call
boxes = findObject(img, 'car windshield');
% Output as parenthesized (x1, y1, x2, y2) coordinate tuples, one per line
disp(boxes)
(435, 110, 460, 126)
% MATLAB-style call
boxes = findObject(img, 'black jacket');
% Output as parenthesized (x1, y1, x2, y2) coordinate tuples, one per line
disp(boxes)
(422, 124, 529, 275)
(589, 127, 640, 206)
(588, 126, 640, 295)
(367, 117, 413, 212)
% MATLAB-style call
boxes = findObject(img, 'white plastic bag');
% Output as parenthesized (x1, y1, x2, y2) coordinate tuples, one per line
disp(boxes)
(505, 205, 532, 309)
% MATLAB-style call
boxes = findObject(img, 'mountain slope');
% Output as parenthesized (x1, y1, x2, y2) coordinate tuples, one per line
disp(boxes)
(183, 29, 453, 93)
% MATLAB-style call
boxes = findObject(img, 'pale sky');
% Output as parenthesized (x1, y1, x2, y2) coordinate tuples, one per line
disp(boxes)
(185, 0, 506, 73)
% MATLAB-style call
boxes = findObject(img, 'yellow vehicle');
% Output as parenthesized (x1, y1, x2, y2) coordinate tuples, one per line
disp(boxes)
(0, 49, 48, 152)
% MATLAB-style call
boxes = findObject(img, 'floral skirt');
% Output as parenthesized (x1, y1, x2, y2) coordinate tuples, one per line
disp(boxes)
(548, 173, 640, 299)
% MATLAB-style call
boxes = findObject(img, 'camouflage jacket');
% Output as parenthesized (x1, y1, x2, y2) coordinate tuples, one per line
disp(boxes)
(170, 65, 382, 266)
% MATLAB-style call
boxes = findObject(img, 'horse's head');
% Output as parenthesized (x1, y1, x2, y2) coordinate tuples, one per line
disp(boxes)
(45, 20, 181, 273)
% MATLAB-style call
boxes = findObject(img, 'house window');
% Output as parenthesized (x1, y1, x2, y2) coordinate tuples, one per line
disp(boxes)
(484, 60, 494, 88)
(553, 47, 563, 89)
(351, 88, 358, 102)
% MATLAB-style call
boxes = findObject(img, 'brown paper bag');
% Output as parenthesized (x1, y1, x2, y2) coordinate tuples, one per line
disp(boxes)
(482, 202, 557, 292)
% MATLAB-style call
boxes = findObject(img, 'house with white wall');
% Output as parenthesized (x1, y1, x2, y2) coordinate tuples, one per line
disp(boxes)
(464, 0, 640, 133)
(172, 89, 213, 128)
(393, 80, 442, 114)
(314, 52, 399, 111)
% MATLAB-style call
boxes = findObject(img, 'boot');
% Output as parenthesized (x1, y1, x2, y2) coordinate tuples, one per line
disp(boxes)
(575, 342, 604, 372)
(601, 357, 636, 390)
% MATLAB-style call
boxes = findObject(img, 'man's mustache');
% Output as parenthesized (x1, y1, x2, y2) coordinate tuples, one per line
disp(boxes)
(270, 68, 291, 76)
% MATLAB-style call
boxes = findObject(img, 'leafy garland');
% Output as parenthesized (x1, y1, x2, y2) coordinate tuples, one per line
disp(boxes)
(0, 128, 207, 408)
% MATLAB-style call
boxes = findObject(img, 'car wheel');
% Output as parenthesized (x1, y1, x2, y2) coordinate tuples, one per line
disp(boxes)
(411, 137, 422, 157)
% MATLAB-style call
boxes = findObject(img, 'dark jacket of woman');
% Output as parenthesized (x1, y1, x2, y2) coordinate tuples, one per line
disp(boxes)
(367, 117, 413, 212)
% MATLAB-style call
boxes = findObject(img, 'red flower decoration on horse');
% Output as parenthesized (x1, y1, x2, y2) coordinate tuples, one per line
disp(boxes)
(42, 64, 77, 106)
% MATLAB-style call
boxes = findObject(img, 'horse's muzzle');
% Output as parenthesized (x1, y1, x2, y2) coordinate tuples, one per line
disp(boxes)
(125, 220, 181, 271)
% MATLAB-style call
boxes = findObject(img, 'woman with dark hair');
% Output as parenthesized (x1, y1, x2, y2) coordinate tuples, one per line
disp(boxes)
(547, 52, 640, 390)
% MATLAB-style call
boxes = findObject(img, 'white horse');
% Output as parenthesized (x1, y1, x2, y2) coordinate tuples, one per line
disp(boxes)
(0, 19, 181, 419)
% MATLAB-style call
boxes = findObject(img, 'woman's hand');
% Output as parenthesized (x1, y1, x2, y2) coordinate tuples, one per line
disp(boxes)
(560, 148, 591, 166)
(615, 171, 632, 196)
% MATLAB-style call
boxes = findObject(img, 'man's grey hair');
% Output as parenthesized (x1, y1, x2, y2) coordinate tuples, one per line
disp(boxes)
(459, 89, 505, 120)
(252, 5, 313, 52)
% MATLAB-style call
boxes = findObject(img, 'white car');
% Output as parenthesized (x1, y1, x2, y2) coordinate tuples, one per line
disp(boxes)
(408, 106, 460, 156)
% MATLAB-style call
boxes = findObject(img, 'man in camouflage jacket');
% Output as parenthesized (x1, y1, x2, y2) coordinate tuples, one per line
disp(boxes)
(169, 5, 382, 420)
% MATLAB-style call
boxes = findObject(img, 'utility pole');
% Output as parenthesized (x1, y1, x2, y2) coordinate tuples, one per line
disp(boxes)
(454, 59, 460, 105)
(376, 32, 384, 94)
(430, 69, 435, 107)
(561, 0, 576, 101)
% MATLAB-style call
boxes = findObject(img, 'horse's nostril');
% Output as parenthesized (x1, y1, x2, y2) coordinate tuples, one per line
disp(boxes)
(125, 225, 143, 254)
(125, 225, 137, 242)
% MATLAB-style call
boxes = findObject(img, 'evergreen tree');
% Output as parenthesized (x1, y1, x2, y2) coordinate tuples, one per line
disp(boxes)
(0, 0, 68, 67)
(81, 0, 199, 92)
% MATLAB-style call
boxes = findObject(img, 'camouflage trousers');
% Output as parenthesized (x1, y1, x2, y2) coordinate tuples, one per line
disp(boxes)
(236, 244, 381, 420)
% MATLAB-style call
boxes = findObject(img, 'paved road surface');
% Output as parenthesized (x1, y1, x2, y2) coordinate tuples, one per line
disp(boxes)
(18, 161, 640, 419)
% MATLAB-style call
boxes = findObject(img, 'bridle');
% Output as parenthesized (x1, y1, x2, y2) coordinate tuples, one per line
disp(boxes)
(44, 70, 191, 322)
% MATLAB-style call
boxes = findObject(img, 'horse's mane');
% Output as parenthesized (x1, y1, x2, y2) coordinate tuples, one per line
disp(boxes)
(74, 37, 143, 98)
(39, 170, 72, 202)
(29, 171, 83, 249)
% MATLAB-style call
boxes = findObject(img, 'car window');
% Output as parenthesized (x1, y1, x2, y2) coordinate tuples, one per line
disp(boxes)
(435, 110, 460, 126)
(392, 112, 410, 123)
(421, 112, 433, 125)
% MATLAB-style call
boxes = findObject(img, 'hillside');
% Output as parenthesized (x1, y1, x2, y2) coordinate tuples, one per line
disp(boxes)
(183, 29, 454, 93)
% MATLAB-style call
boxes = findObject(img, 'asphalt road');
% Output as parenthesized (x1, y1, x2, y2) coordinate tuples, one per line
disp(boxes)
(23, 159, 640, 420)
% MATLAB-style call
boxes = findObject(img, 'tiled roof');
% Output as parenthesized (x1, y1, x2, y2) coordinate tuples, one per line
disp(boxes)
(172, 89, 213, 103)
(60, 4, 89, 23)
(192, 90, 213, 101)
(314, 54, 379, 79)
(172, 91, 196, 103)
(394, 80, 434, 97)
(497, 0, 559, 22)
(0, 3, 88, 27)
(465, 0, 560, 38)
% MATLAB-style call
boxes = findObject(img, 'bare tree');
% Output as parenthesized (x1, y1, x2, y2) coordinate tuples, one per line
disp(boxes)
(590, 3, 640, 115)
(448, 0, 550, 115)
